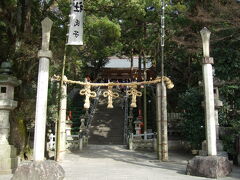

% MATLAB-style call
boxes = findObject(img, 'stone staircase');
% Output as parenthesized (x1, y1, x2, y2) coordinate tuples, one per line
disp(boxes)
(88, 95, 124, 145)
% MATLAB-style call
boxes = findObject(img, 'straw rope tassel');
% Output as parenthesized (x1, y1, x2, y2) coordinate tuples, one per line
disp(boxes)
(103, 86, 119, 108)
(79, 83, 96, 109)
(126, 85, 142, 108)
(52, 75, 174, 109)
(162, 76, 174, 89)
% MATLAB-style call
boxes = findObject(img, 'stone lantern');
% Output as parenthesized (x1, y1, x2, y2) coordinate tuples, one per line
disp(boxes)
(128, 107, 134, 133)
(133, 118, 142, 136)
(65, 118, 73, 141)
(213, 82, 223, 140)
(0, 61, 21, 174)
(213, 78, 228, 156)
(199, 78, 227, 156)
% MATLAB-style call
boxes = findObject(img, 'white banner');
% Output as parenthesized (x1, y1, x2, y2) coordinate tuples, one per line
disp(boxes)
(67, 0, 84, 45)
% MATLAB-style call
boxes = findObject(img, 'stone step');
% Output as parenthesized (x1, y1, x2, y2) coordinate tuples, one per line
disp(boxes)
(93, 114, 123, 119)
(89, 132, 123, 136)
(89, 135, 123, 144)
(89, 141, 123, 145)
(90, 126, 123, 130)
(89, 95, 124, 145)
(89, 135, 123, 138)
(91, 121, 123, 126)
(90, 124, 123, 127)
(89, 137, 123, 142)
(95, 120, 122, 124)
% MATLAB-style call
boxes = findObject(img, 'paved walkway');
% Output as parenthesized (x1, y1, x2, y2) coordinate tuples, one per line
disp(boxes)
(60, 145, 240, 180)
(1, 145, 240, 180)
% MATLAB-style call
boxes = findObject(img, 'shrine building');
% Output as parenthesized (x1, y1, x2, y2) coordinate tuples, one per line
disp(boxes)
(97, 56, 155, 82)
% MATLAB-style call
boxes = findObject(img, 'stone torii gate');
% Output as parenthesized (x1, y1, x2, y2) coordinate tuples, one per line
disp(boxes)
(53, 75, 174, 162)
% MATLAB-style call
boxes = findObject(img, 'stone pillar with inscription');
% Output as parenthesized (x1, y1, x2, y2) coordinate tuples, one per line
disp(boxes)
(0, 62, 21, 174)
(33, 17, 53, 161)
(186, 28, 232, 178)
(200, 27, 217, 156)
(12, 17, 65, 180)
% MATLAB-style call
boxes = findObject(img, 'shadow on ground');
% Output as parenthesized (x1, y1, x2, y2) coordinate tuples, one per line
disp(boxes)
(70, 145, 192, 175)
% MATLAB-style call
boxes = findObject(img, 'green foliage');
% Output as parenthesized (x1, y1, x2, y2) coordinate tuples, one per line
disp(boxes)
(221, 130, 237, 156)
(68, 90, 85, 134)
(84, 15, 122, 59)
(11, 110, 28, 152)
(178, 87, 205, 149)
(212, 24, 240, 157)
(214, 47, 240, 80)
(218, 85, 240, 156)
(81, 15, 122, 79)
(47, 82, 59, 129)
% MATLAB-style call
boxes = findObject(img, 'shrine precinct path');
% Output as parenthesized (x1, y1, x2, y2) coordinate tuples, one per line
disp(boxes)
(1, 145, 240, 180)
(60, 145, 240, 180)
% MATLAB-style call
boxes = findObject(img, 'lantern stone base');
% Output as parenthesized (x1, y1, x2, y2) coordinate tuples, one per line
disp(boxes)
(0, 144, 18, 174)
(129, 138, 156, 151)
(12, 160, 65, 180)
(186, 156, 232, 178)
(199, 140, 228, 157)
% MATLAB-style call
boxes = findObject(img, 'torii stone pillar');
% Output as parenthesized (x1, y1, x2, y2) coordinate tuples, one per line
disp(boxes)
(161, 82, 168, 161)
(0, 62, 21, 174)
(33, 17, 53, 161)
(59, 82, 67, 160)
(156, 83, 162, 160)
(156, 80, 168, 161)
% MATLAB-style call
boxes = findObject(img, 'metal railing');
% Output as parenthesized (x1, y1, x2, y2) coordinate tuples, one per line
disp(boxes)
(47, 133, 55, 150)
(131, 132, 156, 138)
(47, 134, 80, 151)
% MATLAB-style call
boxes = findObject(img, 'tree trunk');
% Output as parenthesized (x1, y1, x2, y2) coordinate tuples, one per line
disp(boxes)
(21, 0, 32, 34)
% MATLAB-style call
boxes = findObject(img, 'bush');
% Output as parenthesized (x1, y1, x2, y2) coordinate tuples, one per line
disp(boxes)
(218, 85, 240, 160)
(178, 87, 205, 149)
